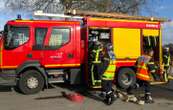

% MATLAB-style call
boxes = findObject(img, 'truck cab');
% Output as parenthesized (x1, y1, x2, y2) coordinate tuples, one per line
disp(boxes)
(0, 19, 83, 94)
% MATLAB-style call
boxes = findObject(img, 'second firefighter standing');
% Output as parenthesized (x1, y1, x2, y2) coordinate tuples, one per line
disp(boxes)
(101, 43, 117, 105)
(163, 47, 171, 74)
(90, 41, 117, 105)
(127, 49, 155, 104)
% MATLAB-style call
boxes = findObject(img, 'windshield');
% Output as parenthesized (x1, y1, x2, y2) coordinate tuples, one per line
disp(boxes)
(4, 25, 29, 49)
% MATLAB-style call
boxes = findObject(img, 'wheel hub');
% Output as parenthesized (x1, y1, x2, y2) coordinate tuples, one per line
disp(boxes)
(122, 73, 132, 85)
(27, 77, 39, 89)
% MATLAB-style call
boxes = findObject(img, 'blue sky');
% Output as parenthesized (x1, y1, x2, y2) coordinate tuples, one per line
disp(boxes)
(0, 0, 173, 44)
(141, 0, 173, 44)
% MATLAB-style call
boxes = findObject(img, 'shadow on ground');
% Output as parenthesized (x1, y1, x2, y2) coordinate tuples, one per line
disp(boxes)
(35, 83, 104, 102)
(152, 84, 173, 101)
(0, 85, 13, 92)
(1, 81, 173, 103)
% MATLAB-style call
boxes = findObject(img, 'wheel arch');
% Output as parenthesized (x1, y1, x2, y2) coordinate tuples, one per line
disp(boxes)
(16, 61, 48, 88)
(115, 66, 136, 77)
(115, 66, 137, 89)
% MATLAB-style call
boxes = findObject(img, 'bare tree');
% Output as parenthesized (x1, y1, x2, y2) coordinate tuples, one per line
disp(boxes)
(59, 0, 148, 15)
(5, 0, 157, 15)
(5, 0, 63, 13)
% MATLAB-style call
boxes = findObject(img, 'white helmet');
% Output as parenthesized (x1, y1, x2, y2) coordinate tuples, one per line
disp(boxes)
(106, 43, 113, 50)
(164, 47, 169, 52)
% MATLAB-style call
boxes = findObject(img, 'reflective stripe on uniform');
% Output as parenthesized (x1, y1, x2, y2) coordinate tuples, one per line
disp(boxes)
(102, 77, 114, 80)
(104, 70, 115, 74)
(92, 48, 103, 64)
(102, 75, 114, 80)
(107, 65, 116, 70)
(166, 56, 171, 66)
(147, 62, 154, 65)
(137, 65, 147, 69)
(91, 64, 102, 86)
(91, 48, 103, 86)
(164, 55, 171, 67)
(136, 73, 150, 79)
(102, 60, 116, 80)
(136, 61, 150, 81)
(92, 61, 101, 63)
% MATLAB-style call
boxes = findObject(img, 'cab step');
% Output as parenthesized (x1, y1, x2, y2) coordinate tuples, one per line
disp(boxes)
(46, 69, 67, 83)
(168, 75, 173, 80)
(46, 69, 64, 75)
(48, 77, 65, 83)
(150, 81, 167, 85)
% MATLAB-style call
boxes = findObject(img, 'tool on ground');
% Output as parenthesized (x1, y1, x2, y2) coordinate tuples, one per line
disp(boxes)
(62, 92, 84, 103)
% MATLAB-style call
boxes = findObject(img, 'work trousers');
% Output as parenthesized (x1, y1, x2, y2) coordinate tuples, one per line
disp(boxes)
(164, 66, 170, 74)
(102, 80, 113, 93)
(92, 63, 103, 80)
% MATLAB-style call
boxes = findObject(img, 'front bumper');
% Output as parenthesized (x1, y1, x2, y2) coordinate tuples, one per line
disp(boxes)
(0, 69, 17, 86)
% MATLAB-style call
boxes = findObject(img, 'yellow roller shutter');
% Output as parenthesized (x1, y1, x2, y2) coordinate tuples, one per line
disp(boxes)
(143, 29, 159, 37)
(113, 28, 141, 59)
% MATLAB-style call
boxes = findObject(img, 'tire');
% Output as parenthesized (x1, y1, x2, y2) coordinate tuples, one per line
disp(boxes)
(117, 68, 136, 89)
(18, 70, 44, 94)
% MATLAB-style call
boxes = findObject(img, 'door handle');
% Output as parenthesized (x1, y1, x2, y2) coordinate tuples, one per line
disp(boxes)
(67, 53, 74, 59)
(50, 56, 60, 60)
(27, 53, 32, 58)
(125, 57, 131, 60)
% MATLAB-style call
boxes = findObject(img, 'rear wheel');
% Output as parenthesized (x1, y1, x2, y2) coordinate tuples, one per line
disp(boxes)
(117, 68, 136, 89)
(18, 70, 44, 94)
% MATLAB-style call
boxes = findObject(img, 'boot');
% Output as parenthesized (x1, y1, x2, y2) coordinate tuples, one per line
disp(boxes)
(99, 91, 106, 99)
(104, 91, 116, 105)
(144, 93, 154, 104)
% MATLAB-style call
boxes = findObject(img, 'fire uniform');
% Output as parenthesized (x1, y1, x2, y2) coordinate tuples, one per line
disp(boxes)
(163, 49, 171, 73)
(90, 42, 104, 87)
(127, 54, 155, 104)
(101, 43, 117, 105)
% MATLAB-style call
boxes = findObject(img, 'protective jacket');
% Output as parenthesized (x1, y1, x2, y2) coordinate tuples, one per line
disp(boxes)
(163, 53, 171, 67)
(136, 55, 151, 81)
(102, 50, 116, 80)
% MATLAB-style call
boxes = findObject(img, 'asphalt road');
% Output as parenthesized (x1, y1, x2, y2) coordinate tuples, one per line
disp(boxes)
(0, 67, 173, 110)
(0, 81, 173, 110)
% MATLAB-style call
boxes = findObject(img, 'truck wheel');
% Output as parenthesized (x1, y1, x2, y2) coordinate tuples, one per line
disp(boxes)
(117, 68, 136, 89)
(18, 70, 44, 94)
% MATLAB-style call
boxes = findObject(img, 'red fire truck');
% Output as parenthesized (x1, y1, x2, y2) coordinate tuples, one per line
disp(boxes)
(0, 10, 169, 94)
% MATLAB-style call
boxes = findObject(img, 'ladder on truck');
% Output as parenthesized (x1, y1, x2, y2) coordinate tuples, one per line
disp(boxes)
(33, 10, 83, 19)
(33, 10, 167, 22)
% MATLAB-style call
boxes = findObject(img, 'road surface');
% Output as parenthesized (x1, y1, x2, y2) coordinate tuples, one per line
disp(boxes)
(0, 81, 173, 110)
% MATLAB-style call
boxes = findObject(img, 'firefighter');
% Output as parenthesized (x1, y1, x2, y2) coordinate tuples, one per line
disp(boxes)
(163, 47, 171, 74)
(148, 58, 160, 81)
(127, 49, 155, 104)
(90, 40, 104, 87)
(101, 43, 117, 105)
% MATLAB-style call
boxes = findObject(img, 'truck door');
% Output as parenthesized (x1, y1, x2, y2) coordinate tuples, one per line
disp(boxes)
(142, 29, 164, 82)
(2, 25, 30, 68)
(88, 28, 112, 88)
(43, 25, 79, 68)
(32, 27, 48, 63)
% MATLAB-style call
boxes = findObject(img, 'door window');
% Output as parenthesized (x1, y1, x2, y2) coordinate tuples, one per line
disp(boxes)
(4, 26, 29, 49)
(47, 28, 70, 49)
(33, 28, 48, 49)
